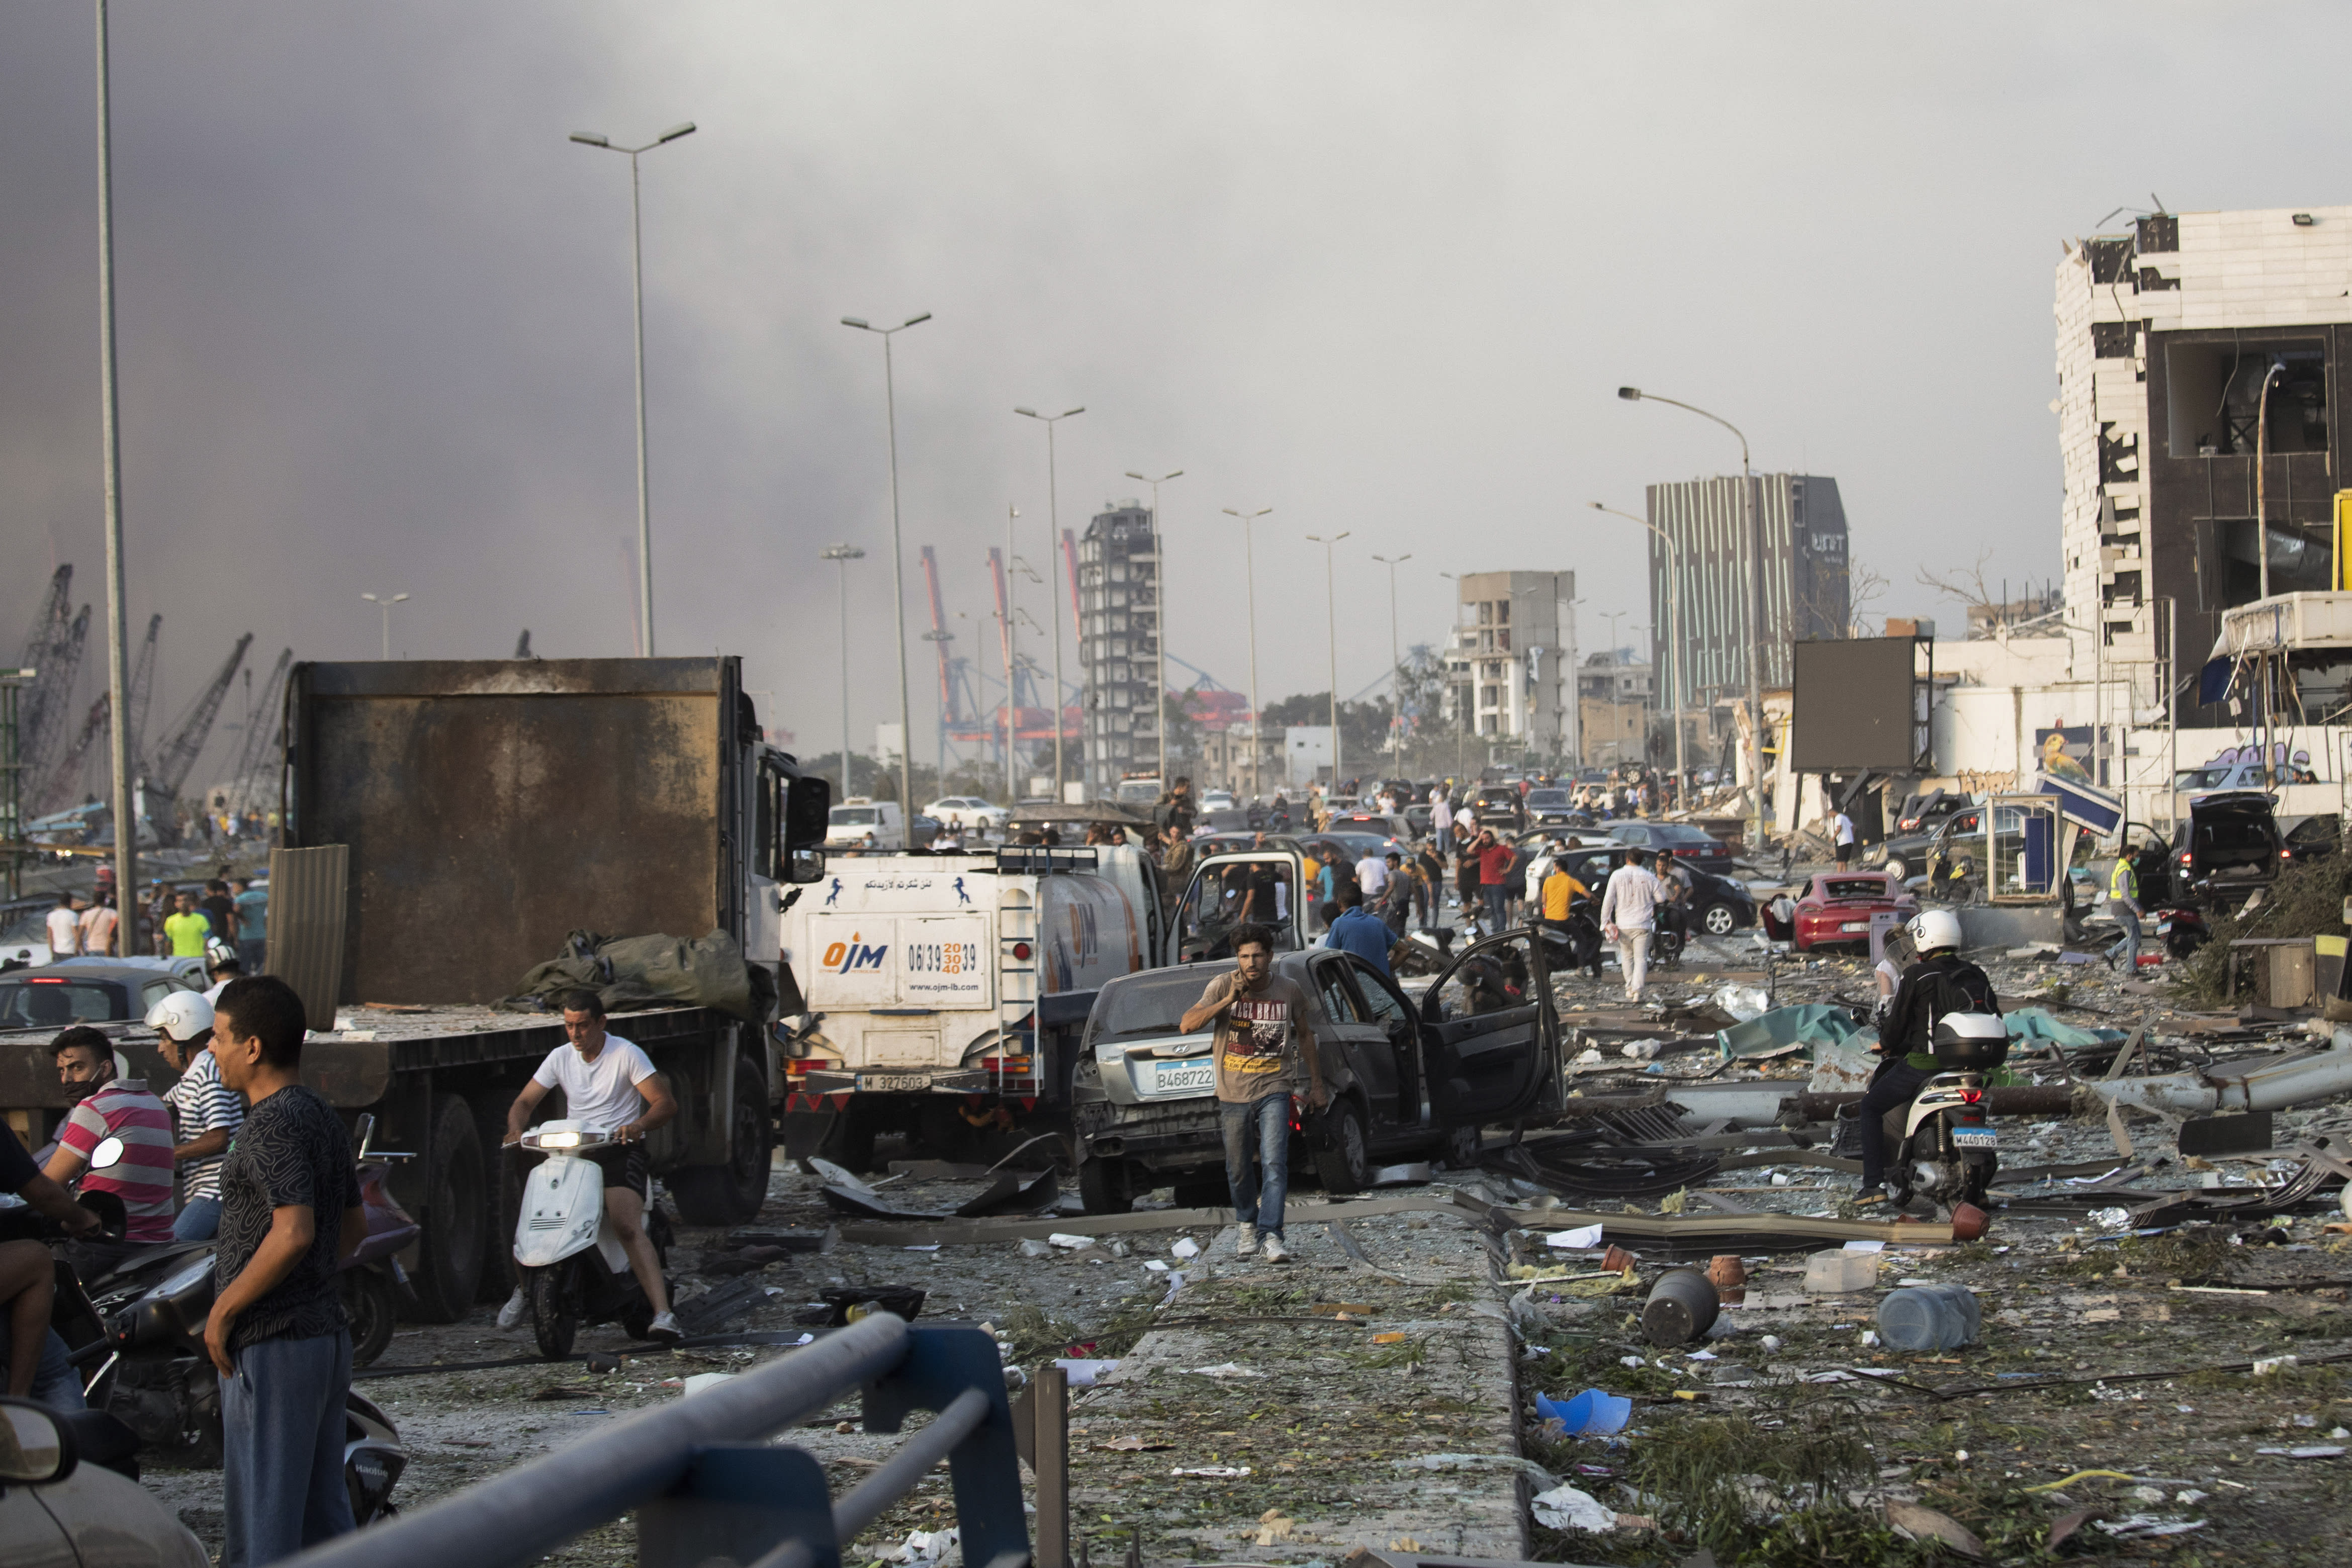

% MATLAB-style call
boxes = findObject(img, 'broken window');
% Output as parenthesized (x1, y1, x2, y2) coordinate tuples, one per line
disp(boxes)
(2163, 338, 2329, 458)
(2104, 571, 2143, 607)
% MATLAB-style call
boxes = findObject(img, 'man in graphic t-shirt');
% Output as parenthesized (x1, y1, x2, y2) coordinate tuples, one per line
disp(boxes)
(500, 989, 682, 1341)
(1180, 925, 1327, 1264)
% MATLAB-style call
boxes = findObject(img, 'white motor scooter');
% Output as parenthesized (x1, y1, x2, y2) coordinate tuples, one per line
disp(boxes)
(511, 1120, 672, 1358)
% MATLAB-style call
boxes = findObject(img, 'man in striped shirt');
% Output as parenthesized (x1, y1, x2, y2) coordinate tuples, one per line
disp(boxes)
(44, 1027, 177, 1266)
(150, 991, 244, 1240)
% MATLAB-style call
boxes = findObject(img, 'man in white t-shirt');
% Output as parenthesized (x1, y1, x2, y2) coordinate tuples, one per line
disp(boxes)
(499, 990, 682, 1340)
(1354, 851, 1389, 900)
(46, 894, 81, 959)
(1832, 810, 1856, 869)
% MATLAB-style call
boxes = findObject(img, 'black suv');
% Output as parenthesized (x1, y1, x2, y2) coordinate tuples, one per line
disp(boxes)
(2171, 791, 2285, 904)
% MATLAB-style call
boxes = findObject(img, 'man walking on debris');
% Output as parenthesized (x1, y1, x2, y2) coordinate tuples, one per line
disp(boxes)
(1180, 924, 1327, 1264)
(1861, 909, 2000, 1204)
(1598, 848, 1664, 1002)
(2105, 852, 2143, 972)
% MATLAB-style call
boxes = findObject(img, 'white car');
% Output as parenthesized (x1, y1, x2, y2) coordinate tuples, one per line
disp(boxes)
(827, 801, 906, 852)
(922, 796, 1009, 831)
(1199, 790, 1236, 812)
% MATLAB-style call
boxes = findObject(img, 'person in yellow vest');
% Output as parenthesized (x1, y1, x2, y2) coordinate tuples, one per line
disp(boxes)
(2104, 852, 2142, 971)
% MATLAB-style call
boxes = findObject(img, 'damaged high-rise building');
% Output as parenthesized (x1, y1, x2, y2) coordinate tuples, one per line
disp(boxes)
(1643, 475, 1851, 703)
(2056, 206, 2352, 728)
(1075, 500, 1162, 793)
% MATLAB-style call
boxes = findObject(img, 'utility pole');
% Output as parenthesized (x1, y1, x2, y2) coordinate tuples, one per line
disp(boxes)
(843, 314, 932, 818)
(96, 0, 136, 909)
(1222, 507, 1274, 802)
(822, 544, 865, 798)
(1371, 552, 1411, 773)
(1306, 532, 1351, 789)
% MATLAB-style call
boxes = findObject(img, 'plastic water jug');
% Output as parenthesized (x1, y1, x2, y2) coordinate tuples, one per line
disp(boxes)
(1875, 1283, 1979, 1351)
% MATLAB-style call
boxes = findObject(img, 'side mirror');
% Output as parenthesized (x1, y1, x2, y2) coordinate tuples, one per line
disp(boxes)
(783, 776, 832, 885)
(0, 1400, 79, 1484)
(88, 1135, 126, 1171)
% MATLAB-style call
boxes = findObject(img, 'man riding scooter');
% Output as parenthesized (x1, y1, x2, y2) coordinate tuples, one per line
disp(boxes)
(498, 989, 683, 1341)
(0, 1119, 105, 1408)
(1859, 909, 2001, 1205)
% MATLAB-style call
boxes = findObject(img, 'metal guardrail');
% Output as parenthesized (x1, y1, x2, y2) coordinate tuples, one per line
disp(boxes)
(285, 1314, 1030, 1568)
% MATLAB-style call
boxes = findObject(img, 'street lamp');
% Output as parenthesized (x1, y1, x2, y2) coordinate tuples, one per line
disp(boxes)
(1125, 469, 1185, 791)
(1618, 385, 1765, 851)
(821, 544, 865, 798)
(570, 120, 695, 656)
(95, 0, 137, 909)
(1015, 406, 1084, 798)
(1370, 553, 1411, 771)
(1591, 501, 1687, 803)
(843, 313, 933, 820)
(1222, 507, 1275, 801)
(359, 592, 410, 660)
(1304, 532, 1351, 790)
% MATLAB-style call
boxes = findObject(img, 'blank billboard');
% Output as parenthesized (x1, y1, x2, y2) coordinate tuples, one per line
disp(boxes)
(1789, 638, 1920, 773)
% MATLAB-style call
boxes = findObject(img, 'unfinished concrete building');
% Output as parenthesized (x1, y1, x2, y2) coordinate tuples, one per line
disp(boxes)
(1075, 501, 1162, 794)
(2056, 205, 2352, 752)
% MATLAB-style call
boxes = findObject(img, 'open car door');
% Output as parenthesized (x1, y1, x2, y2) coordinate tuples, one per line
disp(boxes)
(1165, 851, 1305, 964)
(1416, 926, 1559, 1125)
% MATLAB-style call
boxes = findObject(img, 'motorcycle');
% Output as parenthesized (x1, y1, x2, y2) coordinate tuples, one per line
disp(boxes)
(24, 1135, 409, 1522)
(341, 1114, 421, 1368)
(511, 1121, 673, 1359)
(1882, 1012, 2007, 1214)
(1392, 925, 1459, 977)
(2154, 904, 2210, 960)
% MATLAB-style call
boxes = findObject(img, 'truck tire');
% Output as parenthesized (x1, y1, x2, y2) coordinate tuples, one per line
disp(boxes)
(1077, 1155, 1133, 1216)
(474, 1092, 521, 1302)
(669, 1053, 774, 1227)
(405, 1094, 486, 1323)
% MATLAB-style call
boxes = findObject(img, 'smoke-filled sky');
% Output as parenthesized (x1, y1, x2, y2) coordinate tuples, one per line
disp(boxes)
(5, 3, 2348, 778)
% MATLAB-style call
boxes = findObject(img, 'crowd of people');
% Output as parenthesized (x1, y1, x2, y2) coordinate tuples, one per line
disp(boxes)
(26, 865, 268, 973)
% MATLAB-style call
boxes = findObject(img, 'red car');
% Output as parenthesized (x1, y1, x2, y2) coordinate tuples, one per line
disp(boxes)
(1782, 871, 1917, 952)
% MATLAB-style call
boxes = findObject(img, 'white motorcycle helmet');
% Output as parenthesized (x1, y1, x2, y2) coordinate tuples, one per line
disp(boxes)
(145, 988, 216, 1044)
(1907, 908, 1963, 956)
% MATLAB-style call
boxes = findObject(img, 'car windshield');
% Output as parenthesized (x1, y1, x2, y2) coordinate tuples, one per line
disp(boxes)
(1092, 963, 1234, 1042)
(1525, 790, 1570, 806)
(0, 979, 122, 1028)
(2173, 768, 2230, 789)
(831, 807, 878, 826)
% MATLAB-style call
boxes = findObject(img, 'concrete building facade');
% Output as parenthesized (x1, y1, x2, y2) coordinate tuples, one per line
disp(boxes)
(1442, 570, 1577, 758)
(1075, 501, 1162, 794)
(1645, 475, 1851, 703)
(2055, 207, 2352, 754)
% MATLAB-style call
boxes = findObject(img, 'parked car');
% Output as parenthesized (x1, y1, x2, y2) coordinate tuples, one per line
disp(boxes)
(2171, 790, 2285, 905)
(1404, 803, 1434, 839)
(1069, 928, 1562, 1211)
(1781, 871, 1917, 952)
(0, 1399, 207, 1568)
(1199, 789, 1237, 812)
(0, 960, 203, 1031)
(1326, 809, 1412, 841)
(922, 796, 1009, 832)
(1604, 820, 1735, 877)
(1879, 803, 1990, 880)
(2172, 761, 2273, 793)
(1892, 788, 1974, 836)
(1467, 785, 1525, 832)
(1521, 787, 1584, 829)
(1550, 845, 1756, 937)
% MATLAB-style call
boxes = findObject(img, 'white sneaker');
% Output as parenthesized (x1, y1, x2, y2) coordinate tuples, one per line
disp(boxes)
(646, 1311, 683, 1342)
(1260, 1231, 1291, 1263)
(497, 1285, 525, 1329)
(1235, 1222, 1259, 1258)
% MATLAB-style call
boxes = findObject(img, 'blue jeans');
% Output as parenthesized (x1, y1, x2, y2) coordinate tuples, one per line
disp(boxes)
(2105, 899, 2140, 969)
(1483, 884, 1510, 931)
(1220, 1094, 1291, 1237)
(222, 1331, 355, 1567)
(1858, 1058, 1939, 1190)
(0, 1323, 87, 1411)
(175, 1195, 223, 1240)
(238, 938, 266, 974)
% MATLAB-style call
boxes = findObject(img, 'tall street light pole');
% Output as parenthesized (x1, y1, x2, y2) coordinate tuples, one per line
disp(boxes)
(844, 314, 933, 818)
(1125, 469, 1184, 790)
(1305, 532, 1351, 789)
(821, 544, 865, 797)
(1619, 386, 1765, 852)
(1370, 553, 1411, 772)
(1015, 407, 1084, 799)
(360, 592, 411, 660)
(1003, 505, 1023, 800)
(1222, 507, 1274, 801)
(94, 0, 136, 907)
(570, 120, 695, 656)
(1591, 502, 1687, 805)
